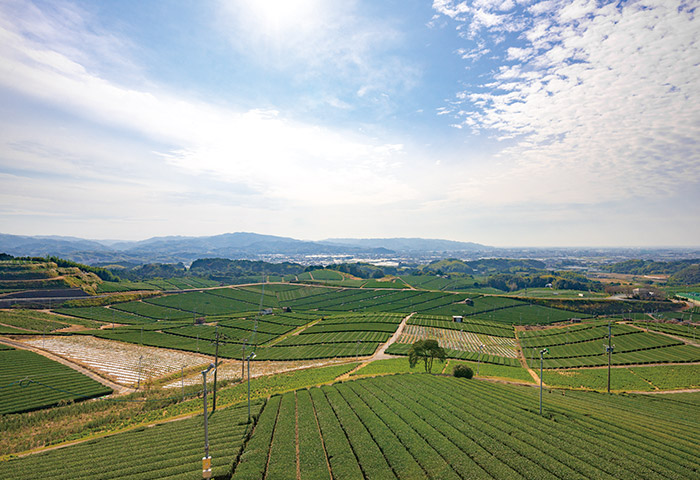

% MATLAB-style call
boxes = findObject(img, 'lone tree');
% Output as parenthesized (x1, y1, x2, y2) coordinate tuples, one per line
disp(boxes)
(408, 339, 447, 374)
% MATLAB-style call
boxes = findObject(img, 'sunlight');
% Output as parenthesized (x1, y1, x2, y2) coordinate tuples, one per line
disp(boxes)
(241, 0, 322, 35)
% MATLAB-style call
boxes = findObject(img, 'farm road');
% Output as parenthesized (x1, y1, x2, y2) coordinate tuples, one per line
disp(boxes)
(336, 312, 413, 380)
(0, 336, 134, 395)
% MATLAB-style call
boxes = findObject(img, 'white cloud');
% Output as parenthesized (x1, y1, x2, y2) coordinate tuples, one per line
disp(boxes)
(434, 0, 700, 206)
(0, 1, 420, 212)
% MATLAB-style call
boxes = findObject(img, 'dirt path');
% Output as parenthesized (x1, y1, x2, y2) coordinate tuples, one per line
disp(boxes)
(371, 312, 413, 360)
(514, 329, 542, 385)
(335, 313, 413, 380)
(0, 336, 134, 395)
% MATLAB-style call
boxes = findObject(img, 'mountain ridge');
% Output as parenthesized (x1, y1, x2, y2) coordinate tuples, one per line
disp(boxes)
(0, 232, 487, 265)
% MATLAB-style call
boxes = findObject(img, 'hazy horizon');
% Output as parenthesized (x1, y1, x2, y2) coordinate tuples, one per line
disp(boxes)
(2, 230, 699, 250)
(1, 1, 698, 247)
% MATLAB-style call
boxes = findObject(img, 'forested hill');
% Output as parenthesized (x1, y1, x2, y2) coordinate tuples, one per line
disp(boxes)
(602, 259, 700, 284)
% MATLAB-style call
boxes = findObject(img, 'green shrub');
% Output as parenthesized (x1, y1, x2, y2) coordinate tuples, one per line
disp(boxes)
(453, 364, 473, 378)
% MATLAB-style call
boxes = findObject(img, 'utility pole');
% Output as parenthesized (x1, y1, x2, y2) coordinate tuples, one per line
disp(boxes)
(241, 338, 248, 380)
(210, 326, 229, 412)
(539, 348, 548, 415)
(201, 363, 215, 479)
(246, 352, 256, 423)
(605, 321, 614, 393)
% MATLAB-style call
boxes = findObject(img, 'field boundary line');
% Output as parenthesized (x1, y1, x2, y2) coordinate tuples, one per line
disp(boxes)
(308, 387, 334, 480)
(619, 366, 657, 391)
(263, 318, 322, 347)
(295, 391, 300, 480)
(322, 386, 368, 479)
(263, 393, 282, 479)
(0, 336, 132, 395)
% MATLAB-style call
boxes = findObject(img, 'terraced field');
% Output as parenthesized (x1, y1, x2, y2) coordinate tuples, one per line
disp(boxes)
(234, 374, 700, 479)
(54, 305, 154, 324)
(632, 321, 698, 339)
(521, 324, 700, 368)
(0, 347, 113, 414)
(0, 309, 69, 332)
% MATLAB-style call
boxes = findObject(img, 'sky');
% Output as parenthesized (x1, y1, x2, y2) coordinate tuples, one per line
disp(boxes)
(0, 0, 698, 247)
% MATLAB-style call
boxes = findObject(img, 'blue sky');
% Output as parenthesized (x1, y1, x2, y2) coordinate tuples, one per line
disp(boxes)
(0, 0, 698, 246)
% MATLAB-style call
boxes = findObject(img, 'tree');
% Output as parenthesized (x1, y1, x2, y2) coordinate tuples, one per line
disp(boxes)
(408, 339, 447, 374)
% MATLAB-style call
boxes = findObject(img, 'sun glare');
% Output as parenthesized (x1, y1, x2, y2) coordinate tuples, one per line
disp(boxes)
(243, 0, 322, 34)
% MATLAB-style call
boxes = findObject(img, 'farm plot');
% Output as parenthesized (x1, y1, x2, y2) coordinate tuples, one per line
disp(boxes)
(0, 348, 113, 414)
(111, 301, 191, 321)
(396, 324, 518, 358)
(216, 315, 298, 335)
(216, 313, 315, 330)
(420, 295, 524, 317)
(88, 329, 252, 358)
(54, 306, 150, 325)
(23, 336, 210, 386)
(319, 312, 404, 324)
(145, 291, 252, 316)
(0, 309, 69, 332)
(373, 291, 464, 313)
(308, 269, 346, 281)
(351, 290, 453, 312)
(628, 364, 700, 390)
(276, 331, 392, 346)
(409, 314, 515, 337)
(303, 321, 399, 335)
(270, 284, 331, 303)
(233, 374, 700, 480)
(162, 324, 281, 346)
(519, 323, 640, 349)
(518, 321, 605, 339)
(527, 330, 681, 359)
(475, 304, 583, 325)
(287, 288, 389, 311)
(524, 336, 700, 369)
(0, 399, 264, 479)
(204, 287, 278, 308)
(254, 342, 379, 361)
(632, 321, 698, 339)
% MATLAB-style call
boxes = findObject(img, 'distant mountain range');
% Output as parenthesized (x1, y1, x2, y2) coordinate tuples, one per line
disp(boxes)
(0, 233, 493, 266)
